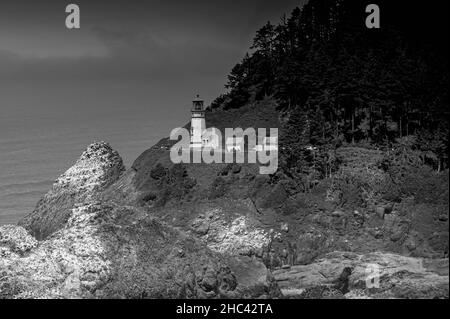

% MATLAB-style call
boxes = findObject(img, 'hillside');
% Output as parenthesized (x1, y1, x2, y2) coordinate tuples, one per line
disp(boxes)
(98, 0, 449, 298)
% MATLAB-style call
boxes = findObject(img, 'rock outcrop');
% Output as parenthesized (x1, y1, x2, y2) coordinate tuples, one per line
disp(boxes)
(190, 207, 274, 256)
(18, 142, 125, 240)
(3, 143, 279, 299)
(273, 251, 449, 299)
(1, 203, 280, 299)
(0, 224, 37, 258)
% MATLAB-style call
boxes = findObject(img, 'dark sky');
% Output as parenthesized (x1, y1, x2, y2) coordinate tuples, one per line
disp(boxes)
(0, 0, 305, 121)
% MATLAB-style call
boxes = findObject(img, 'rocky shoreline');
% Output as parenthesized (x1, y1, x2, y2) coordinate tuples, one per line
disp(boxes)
(1, 142, 448, 299)
(1, 143, 279, 299)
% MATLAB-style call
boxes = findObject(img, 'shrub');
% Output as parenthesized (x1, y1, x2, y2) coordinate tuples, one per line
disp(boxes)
(150, 163, 167, 180)
(209, 177, 229, 199)
(148, 164, 196, 206)
(396, 167, 448, 205)
(218, 165, 230, 176)
(141, 192, 157, 203)
(380, 142, 449, 205)
(329, 165, 388, 208)
(258, 183, 288, 209)
(231, 164, 242, 174)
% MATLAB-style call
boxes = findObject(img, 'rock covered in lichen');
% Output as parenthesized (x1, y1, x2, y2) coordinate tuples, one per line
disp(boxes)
(191, 208, 274, 256)
(1, 202, 280, 299)
(18, 142, 125, 240)
(0, 225, 38, 259)
(54, 142, 125, 194)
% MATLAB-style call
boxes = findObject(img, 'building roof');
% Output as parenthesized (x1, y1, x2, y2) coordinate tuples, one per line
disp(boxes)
(193, 94, 203, 102)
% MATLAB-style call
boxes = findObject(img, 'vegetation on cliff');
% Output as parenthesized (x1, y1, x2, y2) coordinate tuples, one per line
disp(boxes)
(211, 0, 448, 180)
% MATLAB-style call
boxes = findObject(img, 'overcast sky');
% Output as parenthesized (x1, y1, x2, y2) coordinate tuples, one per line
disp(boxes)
(0, 0, 305, 119)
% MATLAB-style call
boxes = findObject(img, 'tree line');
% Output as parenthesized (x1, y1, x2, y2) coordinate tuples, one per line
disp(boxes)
(211, 0, 448, 175)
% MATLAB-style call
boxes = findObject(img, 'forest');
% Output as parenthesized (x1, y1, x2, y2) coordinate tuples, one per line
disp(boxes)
(210, 0, 449, 182)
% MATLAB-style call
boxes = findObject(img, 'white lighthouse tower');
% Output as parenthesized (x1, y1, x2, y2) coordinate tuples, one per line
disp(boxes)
(190, 94, 206, 149)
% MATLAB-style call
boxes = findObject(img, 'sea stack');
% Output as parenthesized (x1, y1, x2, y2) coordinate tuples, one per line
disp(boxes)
(18, 142, 125, 240)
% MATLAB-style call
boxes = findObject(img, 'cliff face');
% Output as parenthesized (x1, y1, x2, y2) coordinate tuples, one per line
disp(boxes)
(118, 143, 448, 265)
(1, 203, 279, 299)
(2, 116, 448, 299)
(1, 143, 279, 299)
(94, 100, 447, 299)
(18, 142, 125, 240)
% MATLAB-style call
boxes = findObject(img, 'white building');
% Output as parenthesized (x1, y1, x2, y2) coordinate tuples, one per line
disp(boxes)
(253, 136, 278, 151)
(190, 95, 206, 149)
(202, 128, 221, 149)
(190, 95, 222, 150)
(226, 137, 244, 152)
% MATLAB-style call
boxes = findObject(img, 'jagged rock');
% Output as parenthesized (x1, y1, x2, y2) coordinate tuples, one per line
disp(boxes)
(273, 251, 449, 299)
(191, 214, 211, 236)
(281, 222, 289, 233)
(255, 183, 288, 211)
(18, 142, 125, 240)
(383, 214, 410, 243)
(231, 164, 242, 174)
(375, 204, 394, 220)
(376, 206, 386, 219)
(191, 209, 272, 256)
(227, 256, 281, 298)
(304, 287, 345, 299)
(292, 229, 328, 265)
(331, 211, 345, 218)
(368, 227, 383, 239)
(0, 225, 37, 258)
(0, 203, 280, 299)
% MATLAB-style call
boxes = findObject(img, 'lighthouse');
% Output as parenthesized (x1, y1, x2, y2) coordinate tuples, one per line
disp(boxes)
(190, 94, 206, 149)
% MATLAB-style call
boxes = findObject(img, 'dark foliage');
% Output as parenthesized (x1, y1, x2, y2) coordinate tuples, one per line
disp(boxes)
(147, 164, 196, 206)
(214, 0, 448, 177)
(209, 176, 229, 199)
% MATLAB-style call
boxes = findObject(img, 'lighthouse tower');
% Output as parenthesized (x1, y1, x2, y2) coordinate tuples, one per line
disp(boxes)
(190, 94, 205, 149)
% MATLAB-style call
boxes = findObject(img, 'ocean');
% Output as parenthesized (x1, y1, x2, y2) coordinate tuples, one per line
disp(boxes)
(0, 105, 180, 226)
(0, 77, 222, 227)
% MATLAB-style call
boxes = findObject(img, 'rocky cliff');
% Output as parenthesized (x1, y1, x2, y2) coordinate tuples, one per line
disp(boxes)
(1, 203, 279, 299)
(2, 135, 448, 299)
(18, 142, 125, 240)
(1, 143, 279, 299)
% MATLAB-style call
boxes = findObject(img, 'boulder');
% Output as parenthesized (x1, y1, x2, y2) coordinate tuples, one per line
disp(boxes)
(281, 222, 289, 233)
(191, 208, 272, 256)
(273, 251, 449, 299)
(0, 225, 37, 256)
(376, 206, 386, 219)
